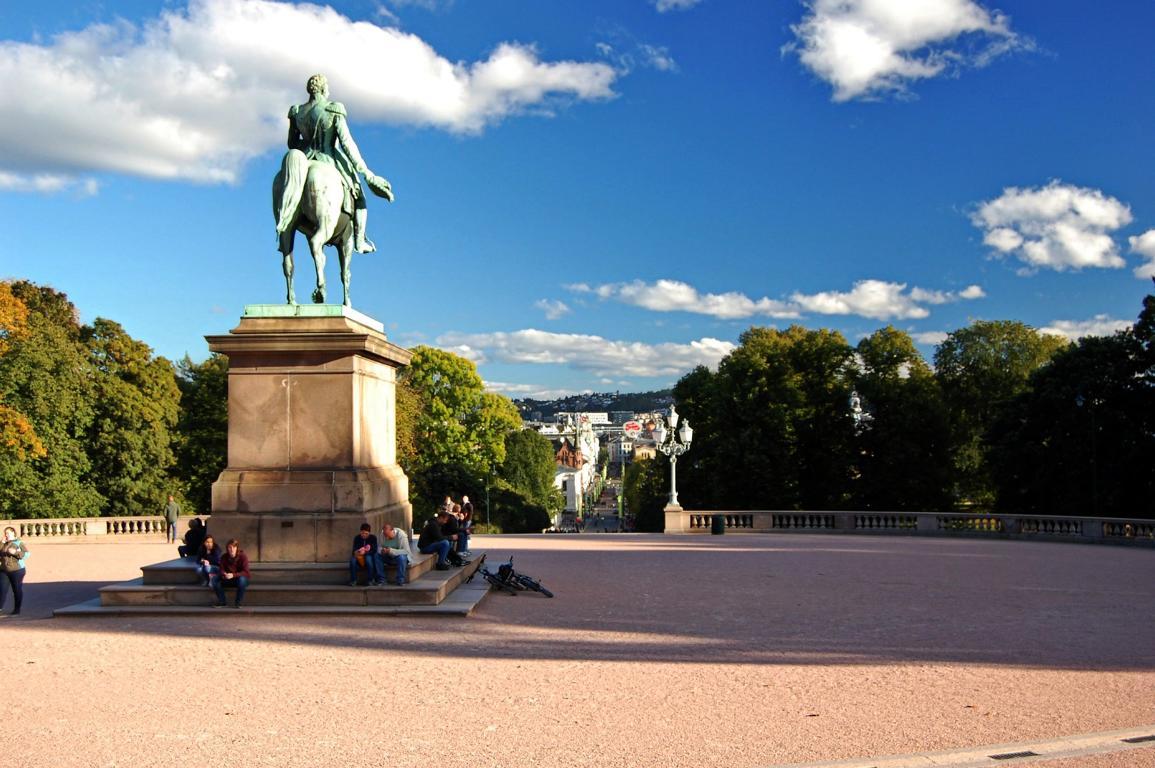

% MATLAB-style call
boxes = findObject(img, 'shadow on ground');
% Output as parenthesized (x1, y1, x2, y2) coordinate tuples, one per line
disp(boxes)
(10, 534, 1155, 671)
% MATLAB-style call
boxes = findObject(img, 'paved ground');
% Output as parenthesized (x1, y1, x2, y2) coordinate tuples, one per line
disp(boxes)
(2, 533, 1153, 768)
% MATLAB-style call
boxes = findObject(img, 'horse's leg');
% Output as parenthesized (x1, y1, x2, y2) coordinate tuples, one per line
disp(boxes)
(308, 231, 327, 304)
(279, 230, 297, 304)
(338, 220, 354, 307)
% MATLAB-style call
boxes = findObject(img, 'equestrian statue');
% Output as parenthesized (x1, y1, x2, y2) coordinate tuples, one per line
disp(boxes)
(273, 74, 393, 307)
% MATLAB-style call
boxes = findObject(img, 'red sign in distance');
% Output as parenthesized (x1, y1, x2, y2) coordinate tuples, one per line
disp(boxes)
(623, 420, 642, 438)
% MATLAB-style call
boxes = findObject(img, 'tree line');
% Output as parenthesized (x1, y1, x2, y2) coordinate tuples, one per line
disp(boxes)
(4, 278, 1151, 527)
(0, 280, 559, 530)
(626, 283, 1155, 530)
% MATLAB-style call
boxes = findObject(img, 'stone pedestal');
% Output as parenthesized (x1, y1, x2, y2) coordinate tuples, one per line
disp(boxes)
(206, 305, 412, 563)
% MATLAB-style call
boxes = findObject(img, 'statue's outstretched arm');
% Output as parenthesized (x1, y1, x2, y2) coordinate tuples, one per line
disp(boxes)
(334, 115, 370, 176)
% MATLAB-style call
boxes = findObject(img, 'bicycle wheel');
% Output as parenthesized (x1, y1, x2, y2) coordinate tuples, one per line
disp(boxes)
(514, 574, 554, 597)
(483, 570, 517, 594)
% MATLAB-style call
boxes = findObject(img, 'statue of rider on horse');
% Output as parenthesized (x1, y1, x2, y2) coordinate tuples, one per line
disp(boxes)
(273, 74, 393, 307)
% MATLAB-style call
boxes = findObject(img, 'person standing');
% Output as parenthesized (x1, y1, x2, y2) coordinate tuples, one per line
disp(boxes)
(379, 523, 411, 586)
(458, 498, 473, 556)
(0, 526, 29, 617)
(212, 539, 250, 609)
(163, 494, 181, 544)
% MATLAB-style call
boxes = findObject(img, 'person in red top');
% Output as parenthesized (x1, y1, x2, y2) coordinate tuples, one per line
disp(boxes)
(211, 539, 251, 609)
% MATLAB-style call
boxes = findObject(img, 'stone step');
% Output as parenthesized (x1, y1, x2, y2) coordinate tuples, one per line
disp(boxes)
(142, 551, 438, 585)
(95, 556, 483, 608)
(55, 579, 491, 617)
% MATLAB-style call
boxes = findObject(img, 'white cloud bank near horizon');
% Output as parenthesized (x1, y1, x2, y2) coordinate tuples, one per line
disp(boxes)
(567, 278, 984, 322)
(972, 181, 1135, 273)
(437, 328, 735, 378)
(1040, 314, 1132, 341)
(0, 0, 618, 192)
(785, 0, 1025, 101)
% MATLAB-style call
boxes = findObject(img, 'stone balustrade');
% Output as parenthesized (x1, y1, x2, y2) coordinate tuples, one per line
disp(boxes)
(669, 509, 1154, 546)
(4, 515, 179, 542)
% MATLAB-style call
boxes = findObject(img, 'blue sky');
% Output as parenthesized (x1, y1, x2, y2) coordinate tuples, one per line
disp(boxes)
(2, 0, 1154, 398)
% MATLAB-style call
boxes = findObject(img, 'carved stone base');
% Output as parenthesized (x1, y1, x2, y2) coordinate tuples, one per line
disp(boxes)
(206, 306, 412, 564)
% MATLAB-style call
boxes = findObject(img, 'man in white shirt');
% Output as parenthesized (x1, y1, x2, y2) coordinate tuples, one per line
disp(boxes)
(379, 523, 412, 586)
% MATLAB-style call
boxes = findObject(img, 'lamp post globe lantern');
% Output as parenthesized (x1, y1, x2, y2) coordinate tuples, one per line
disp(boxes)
(655, 404, 692, 512)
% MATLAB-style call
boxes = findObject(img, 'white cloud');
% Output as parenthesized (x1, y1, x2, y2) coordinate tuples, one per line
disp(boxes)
(653, 0, 703, 12)
(484, 381, 594, 400)
(912, 331, 949, 345)
(0, 0, 618, 189)
(534, 298, 571, 320)
(638, 44, 678, 72)
(575, 277, 982, 321)
(0, 172, 98, 195)
(1130, 229, 1155, 279)
(437, 328, 735, 378)
(791, 279, 982, 321)
(579, 279, 799, 319)
(910, 284, 985, 304)
(785, 0, 1024, 101)
(972, 181, 1133, 272)
(1040, 315, 1131, 341)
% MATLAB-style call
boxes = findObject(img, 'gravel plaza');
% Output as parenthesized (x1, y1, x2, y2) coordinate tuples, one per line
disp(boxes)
(4, 533, 1154, 768)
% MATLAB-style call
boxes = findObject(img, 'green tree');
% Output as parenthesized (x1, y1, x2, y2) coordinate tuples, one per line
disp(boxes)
(934, 320, 1068, 508)
(174, 353, 229, 514)
(674, 325, 857, 510)
(0, 282, 102, 518)
(82, 319, 182, 517)
(0, 284, 43, 462)
(398, 346, 523, 518)
(501, 428, 561, 512)
(623, 455, 667, 532)
(851, 327, 953, 510)
(989, 285, 1155, 518)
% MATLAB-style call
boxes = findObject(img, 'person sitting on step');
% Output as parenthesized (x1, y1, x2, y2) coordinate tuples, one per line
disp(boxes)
(418, 512, 453, 570)
(194, 534, 221, 587)
(349, 523, 383, 586)
(379, 523, 411, 586)
(178, 517, 206, 559)
(212, 538, 250, 609)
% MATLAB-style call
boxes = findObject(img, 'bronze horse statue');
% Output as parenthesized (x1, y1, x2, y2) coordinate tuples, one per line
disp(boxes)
(272, 149, 392, 307)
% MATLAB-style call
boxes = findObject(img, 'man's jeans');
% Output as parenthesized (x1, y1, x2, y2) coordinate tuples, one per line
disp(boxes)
(167, 522, 177, 543)
(382, 553, 409, 584)
(211, 574, 249, 606)
(419, 539, 451, 565)
(349, 553, 383, 584)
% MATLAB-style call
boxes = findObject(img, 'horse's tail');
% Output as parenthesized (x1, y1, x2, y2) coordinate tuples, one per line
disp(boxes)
(274, 149, 308, 235)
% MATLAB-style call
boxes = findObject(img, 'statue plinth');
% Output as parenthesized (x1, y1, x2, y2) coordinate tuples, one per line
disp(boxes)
(206, 305, 412, 563)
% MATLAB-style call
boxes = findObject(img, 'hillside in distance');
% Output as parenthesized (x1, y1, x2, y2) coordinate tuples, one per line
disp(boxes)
(515, 389, 673, 420)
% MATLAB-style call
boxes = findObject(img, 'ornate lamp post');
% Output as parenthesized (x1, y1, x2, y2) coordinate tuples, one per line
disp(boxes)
(653, 405, 693, 511)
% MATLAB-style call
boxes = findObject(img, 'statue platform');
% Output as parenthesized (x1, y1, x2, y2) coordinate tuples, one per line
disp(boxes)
(204, 306, 412, 563)
(56, 554, 490, 616)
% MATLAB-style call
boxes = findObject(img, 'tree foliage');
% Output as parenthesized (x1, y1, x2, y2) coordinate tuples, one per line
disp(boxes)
(174, 353, 229, 514)
(934, 320, 1068, 507)
(673, 325, 857, 511)
(989, 284, 1155, 518)
(850, 327, 953, 511)
(397, 345, 527, 524)
(623, 455, 667, 532)
(0, 281, 184, 519)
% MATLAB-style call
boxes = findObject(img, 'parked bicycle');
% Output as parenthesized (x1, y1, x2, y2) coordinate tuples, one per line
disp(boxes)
(468, 554, 554, 598)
